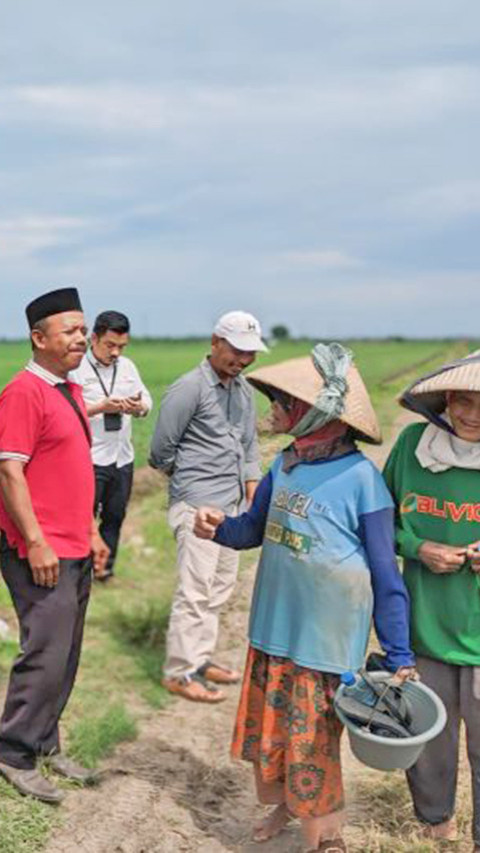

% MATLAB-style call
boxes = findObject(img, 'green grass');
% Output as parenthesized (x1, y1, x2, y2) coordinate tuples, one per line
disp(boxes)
(67, 703, 137, 769)
(0, 778, 58, 853)
(0, 638, 19, 673)
(0, 336, 475, 465)
(108, 600, 170, 697)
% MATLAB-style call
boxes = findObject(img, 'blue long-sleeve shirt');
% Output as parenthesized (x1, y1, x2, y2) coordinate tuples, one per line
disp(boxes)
(215, 454, 414, 672)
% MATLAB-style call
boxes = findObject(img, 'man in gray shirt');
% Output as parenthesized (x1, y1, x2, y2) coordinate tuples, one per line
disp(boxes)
(150, 311, 266, 702)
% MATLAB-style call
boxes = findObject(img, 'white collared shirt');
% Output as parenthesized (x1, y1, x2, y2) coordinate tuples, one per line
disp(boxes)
(70, 352, 152, 468)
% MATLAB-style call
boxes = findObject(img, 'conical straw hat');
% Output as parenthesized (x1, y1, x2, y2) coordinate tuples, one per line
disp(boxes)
(400, 351, 480, 419)
(247, 355, 382, 444)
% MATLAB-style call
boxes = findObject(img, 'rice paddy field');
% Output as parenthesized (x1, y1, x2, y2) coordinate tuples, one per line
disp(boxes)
(0, 336, 474, 464)
(0, 336, 478, 853)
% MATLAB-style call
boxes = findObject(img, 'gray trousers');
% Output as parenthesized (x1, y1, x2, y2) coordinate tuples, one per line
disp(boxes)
(407, 655, 480, 844)
(0, 536, 91, 770)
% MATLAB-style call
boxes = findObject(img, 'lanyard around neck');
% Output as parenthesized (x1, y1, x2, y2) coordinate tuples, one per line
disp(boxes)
(56, 384, 92, 446)
(88, 358, 118, 397)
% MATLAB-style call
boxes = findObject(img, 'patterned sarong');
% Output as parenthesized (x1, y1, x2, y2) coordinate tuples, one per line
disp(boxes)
(231, 646, 344, 818)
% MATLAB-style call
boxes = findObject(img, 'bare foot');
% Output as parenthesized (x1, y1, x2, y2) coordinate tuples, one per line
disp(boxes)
(422, 816, 457, 841)
(253, 804, 292, 842)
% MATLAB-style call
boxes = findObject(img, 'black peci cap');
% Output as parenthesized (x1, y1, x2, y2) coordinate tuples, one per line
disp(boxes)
(26, 287, 83, 329)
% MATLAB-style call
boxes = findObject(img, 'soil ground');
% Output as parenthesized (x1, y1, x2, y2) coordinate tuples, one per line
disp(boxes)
(37, 413, 473, 851)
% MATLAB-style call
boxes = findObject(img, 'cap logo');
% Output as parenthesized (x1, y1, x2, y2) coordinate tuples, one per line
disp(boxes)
(247, 322, 256, 331)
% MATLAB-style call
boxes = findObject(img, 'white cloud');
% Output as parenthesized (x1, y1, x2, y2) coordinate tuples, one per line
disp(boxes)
(1, 64, 478, 137)
(271, 250, 361, 270)
(0, 216, 99, 258)
(395, 180, 480, 222)
(0, 2, 479, 339)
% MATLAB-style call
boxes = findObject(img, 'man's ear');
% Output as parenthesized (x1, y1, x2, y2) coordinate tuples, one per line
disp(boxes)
(30, 328, 46, 351)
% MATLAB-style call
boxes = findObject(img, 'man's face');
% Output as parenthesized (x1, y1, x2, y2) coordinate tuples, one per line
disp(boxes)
(446, 390, 480, 443)
(210, 335, 256, 380)
(91, 330, 129, 366)
(32, 311, 88, 372)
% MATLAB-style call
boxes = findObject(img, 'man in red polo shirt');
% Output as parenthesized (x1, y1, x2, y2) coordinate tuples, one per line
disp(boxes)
(0, 287, 108, 803)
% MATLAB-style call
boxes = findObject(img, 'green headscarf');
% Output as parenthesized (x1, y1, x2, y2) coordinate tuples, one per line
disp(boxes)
(289, 342, 352, 438)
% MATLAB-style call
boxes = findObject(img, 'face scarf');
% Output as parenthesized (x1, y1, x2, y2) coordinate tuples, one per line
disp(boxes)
(415, 412, 480, 472)
(280, 398, 356, 472)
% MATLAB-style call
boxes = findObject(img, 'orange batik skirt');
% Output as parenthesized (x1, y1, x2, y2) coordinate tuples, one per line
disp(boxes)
(231, 646, 344, 818)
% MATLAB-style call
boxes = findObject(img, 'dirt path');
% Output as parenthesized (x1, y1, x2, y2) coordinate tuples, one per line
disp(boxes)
(44, 411, 436, 853)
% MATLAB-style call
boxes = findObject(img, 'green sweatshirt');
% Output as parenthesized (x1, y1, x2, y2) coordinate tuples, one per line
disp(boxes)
(383, 422, 480, 665)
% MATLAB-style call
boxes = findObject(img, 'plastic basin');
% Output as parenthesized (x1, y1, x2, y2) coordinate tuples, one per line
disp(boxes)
(334, 672, 447, 771)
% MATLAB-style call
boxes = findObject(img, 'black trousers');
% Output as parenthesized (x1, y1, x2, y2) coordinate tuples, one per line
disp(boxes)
(0, 537, 91, 769)
(94, 462, 134, 574)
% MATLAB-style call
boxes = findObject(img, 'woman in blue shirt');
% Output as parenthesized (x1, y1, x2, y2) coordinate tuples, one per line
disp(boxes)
(194, 343, 415, 853)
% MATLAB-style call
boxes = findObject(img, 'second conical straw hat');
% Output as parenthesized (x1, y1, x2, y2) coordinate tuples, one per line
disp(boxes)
(400, 351, 480, 418)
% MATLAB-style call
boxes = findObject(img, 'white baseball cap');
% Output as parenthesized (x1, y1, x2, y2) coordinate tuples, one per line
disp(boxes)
(214, 310, 268, 352)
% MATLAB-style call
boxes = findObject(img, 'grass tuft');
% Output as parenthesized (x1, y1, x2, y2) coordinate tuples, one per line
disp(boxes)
(0, 638, 19, 673)
(110, 600, 170, 651)
(0, 778, 58, 853)
(107, 601, 170, 692)
(67, 702, 137, 768)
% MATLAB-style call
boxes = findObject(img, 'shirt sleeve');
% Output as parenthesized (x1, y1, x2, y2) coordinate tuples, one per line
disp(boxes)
(0, 382, 43, 462)
(358, 507, 415, 671)
(129, 361, 153, 414)
(242, 387, 262, 482)
(149, 376, 200, 474)
(356, 458, 394, 515)
(214, 471, 272, 549)
(383, 438, 425, 560)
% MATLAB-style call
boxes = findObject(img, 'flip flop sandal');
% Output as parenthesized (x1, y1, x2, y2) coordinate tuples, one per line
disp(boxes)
(162, 673, 226, 703)
(197, 660, 241, 684)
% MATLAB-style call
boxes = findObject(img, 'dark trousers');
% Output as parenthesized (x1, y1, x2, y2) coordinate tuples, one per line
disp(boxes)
(94, 462, 133, 574)
(0, 537, 91, 769)
(407, 655, 480, 845)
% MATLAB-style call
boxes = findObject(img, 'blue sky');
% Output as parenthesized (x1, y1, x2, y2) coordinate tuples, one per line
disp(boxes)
(1, 1, 479, 338)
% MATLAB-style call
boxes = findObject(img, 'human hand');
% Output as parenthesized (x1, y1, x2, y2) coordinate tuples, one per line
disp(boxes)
(194, 507, 226, 539)
(418, 540, 467, 574)
(245, 480, 258, 510)
(27, 539, 60, 587)
(466, 540, 480, 572)
(91, 531, 110, 578)
(390, 666, 419, 685)
(122, 393, 146, 417)
(102, 397, 125, 414)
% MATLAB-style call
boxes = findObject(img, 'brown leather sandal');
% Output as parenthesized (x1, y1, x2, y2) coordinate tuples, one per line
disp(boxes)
(162, 673, 226, 703)
(197, 660, 241, 684)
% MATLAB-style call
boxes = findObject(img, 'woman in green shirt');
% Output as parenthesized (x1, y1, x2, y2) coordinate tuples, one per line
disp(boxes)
(384, 352, 480, 850)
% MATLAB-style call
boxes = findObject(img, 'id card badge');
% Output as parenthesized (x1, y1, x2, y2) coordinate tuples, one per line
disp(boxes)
(103, 413, 122, 431)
